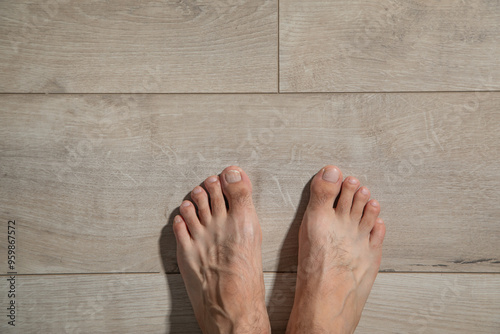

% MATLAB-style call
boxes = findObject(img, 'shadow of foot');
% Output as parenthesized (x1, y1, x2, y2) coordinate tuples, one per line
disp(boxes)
(267, 177, 312, 333)
(159, 194, 201, 334)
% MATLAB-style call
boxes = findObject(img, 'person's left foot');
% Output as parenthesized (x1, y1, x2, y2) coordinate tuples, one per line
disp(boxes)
(286, 166, 385, 334)
(173, 166, 271, 334)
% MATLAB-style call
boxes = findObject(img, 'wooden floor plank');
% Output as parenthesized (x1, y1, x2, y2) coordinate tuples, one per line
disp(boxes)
(280, 0, 500, 92)
(1, 93, 499, 274)
(0, 0, 277, 93)
(0, 273, 498, 333)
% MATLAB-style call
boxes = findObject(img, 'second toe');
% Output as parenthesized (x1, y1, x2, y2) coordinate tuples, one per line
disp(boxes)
(336, 176, 359, 217)
(204, 175, 227, 218)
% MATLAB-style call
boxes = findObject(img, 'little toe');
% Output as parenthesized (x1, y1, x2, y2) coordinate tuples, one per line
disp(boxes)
(308, 165, 343, 210)
(370, 218, 386, 248)
(336, 176, 359, 216)
(204, 175, 227, 218)
(191, 186, 211, 224)
(173, 215, 192, 248)
(359, 199, 380, 233)
(179, 200, 203, 236)
(351, 186, 370, 221)
(219, 166, 254, 213)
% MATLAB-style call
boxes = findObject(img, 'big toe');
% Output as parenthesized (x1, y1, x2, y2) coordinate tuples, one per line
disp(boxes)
(220, 166, 254, 213)
(308, 165, 343, 210)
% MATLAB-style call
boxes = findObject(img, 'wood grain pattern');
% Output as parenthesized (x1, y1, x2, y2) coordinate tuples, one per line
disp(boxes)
(1, 93, 499, 274)
(280, 0, 500, 92)
(0, 273, 498, 333)
(0, 0, 277, 93)
(1, 2, 498, 332)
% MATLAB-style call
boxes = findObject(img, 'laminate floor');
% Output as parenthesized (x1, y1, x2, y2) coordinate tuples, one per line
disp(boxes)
(1, 1, 499, 333)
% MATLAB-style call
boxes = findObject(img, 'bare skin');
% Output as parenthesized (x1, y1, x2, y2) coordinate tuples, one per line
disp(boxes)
(286, 165, 386, 334)
(173, 166, 271, 334)
(173, 165, 385, 334)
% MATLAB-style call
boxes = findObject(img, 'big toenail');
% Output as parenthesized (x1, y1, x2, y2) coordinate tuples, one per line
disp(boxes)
(193, 187, 202, 194)
(322, 167, 340, 183)
(207, 176, 218, 183)
(225, 170, 242, 183)
(181, 201, 191, 207)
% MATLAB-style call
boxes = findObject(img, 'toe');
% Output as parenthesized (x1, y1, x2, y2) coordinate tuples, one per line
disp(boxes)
(359, 199, 380, 233)
(204, 175, 227, 217)
(179, 200, 203, 236)
(370, 218, 386, 248)
(351, 186, 370, 221)
(173, 215, 192, 248)
(308, 165, 343, 210)
(220, 166, 254, 213)
(336, 176, 359, 216)
(191, 186, 211, 224)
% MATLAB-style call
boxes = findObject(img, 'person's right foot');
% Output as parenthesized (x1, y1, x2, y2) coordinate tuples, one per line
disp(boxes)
(286, 166, 386, 334)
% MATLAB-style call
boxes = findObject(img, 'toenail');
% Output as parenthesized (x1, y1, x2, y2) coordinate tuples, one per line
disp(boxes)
(370, 200, 379, 207)
(361, 187, 369, 195)
(207, 176, 218, 183)
(322, 167, 340, 183)
(225, 170, 242, 183)
(181, 201, 191, 207)
(174, 216, 182, 224)
(193, 187, 202, 194)
(348, 177, 358, 185)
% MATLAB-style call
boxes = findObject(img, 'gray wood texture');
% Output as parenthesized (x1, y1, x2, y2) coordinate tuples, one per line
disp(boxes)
(1, 93, 499, 274)
(0, 273, 498, 333)
(1, 1, 499, 332)
(0, 0, 277, 93)
(280, 0, 500, 92)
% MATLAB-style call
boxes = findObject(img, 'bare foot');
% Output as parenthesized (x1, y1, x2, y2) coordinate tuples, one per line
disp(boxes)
(173, 166, 271, 334)
(286, 166, 386, 334)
